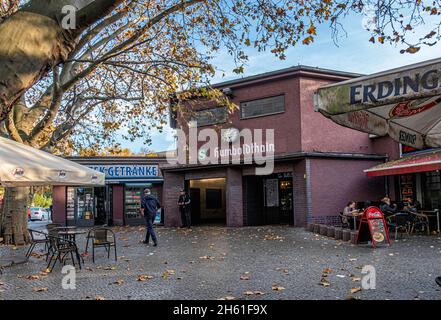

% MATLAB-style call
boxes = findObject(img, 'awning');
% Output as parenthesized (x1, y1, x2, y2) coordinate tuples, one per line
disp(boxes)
(364, 149, 441, 177)
(314, 58, 441, 148)
(0, 136, 105, 186)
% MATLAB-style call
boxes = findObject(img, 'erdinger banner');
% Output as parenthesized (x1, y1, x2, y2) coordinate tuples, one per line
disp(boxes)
(314, 58, 441, 148)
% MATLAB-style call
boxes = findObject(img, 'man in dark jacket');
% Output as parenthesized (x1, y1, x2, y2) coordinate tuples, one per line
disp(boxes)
(178, 190, 191, 228)
(379, 197, 397, 217)
(141, 188, 161, 246)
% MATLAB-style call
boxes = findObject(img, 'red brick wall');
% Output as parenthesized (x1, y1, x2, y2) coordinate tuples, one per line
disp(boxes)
(163, 171, 185, 227)
(309, 158, 385, 221)
(226, 168, 243, 227)
(293, 160, 308, 227)
(52, 186, 66, 225)
(300, 77, 383, 154)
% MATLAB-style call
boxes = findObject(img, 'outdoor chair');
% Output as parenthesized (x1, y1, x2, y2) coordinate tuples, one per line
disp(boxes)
(46, 235, 82, 271)
(26, 229, 50, 259)
(85, 227, 117, 263)
(387, 213, 410, 240)
(338, 213, 350, 229)
(409, 212, 430, 235)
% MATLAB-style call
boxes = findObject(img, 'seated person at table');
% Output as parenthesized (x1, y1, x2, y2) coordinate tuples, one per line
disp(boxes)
(403, 197, 420, 213)
(380, 197, 397, 217)
(343, 201, 359, 228)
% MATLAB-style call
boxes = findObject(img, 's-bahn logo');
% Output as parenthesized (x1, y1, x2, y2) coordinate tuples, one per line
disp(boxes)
(389, 97, 441, 118)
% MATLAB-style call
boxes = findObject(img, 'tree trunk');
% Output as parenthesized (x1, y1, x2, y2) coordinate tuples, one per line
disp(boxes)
(0, 187, 31, 245)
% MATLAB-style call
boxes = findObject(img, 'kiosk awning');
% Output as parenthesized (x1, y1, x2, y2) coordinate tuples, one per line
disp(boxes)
(314, 58, 441, 148)
(364, 150, 441, 177)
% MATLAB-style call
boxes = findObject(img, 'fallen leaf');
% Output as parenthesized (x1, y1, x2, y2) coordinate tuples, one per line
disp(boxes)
(199, 255, 215, 260)
(219, 296, 236, 300)
(114, 279, 124, 285)
(351, 287, 362, 294)
(243, 290, 265, 296)
(272, 285, 286, 291)
(25, 275, 40, 280)
(32, 287, 48, 292)
(352, 277, 361, 282)
(137, 275, 154, 281)
(240, 275, 250, 280)
(95, 296, 106, 300)
(323, 268, 332, 274)
(319, 278, 330, 287)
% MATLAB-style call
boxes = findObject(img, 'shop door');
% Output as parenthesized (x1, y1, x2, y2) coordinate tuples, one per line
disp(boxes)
(244, 176, 264, 226)
(75, 187, 95, 227)
(190, 188, 201, 225)
(279, 178, 293, 225)
(124, 186, 145, 226)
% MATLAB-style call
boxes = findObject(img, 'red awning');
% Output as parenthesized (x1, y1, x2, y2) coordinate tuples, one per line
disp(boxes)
(364, 150, 441, 177)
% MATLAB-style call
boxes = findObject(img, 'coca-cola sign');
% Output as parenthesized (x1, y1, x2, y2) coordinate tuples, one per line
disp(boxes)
(389, 97, 441, 118)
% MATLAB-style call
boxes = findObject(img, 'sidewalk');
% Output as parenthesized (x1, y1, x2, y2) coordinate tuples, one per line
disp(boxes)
(1, 226, 441, 300)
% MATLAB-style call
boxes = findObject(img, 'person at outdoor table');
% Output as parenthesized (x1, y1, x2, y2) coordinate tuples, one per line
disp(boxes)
(403, 197, 420, 213)
(379, 197, 397, 217)
(140, 188, 161, 246)
(343, 201, 360, 229)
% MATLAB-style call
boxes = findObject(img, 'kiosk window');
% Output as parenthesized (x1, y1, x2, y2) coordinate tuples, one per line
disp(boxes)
(206, 189, 222, 209)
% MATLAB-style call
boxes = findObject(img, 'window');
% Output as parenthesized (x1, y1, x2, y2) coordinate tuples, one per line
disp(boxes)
(193, 107, 227, 126)
(206, 189, 222, 209)
(240, 95, 285, 119)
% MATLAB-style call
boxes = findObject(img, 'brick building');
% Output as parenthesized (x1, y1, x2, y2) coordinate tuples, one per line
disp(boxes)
(162, 66, 400, 227)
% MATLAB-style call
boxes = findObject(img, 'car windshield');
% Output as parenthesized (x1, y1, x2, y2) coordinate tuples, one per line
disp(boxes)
(30, 208, 40, 213)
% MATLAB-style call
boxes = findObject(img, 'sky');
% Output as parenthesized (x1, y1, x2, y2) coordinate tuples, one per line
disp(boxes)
(122, 12, 441, 153)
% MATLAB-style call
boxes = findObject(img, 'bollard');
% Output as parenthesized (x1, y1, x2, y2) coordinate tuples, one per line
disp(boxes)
(342, 229, 351, 242)
(350, 231, 358, 244)
(334, 228, 343, 240)
(327, 226, 335, 238)
(313, 224, 320, 234)
(320, 224, 328, 236)
(306, 223, 314, 232)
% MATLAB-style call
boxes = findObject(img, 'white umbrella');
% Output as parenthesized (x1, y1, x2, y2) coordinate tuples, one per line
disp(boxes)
(0, 136, 105, 187)
(314, 58, 441, 148)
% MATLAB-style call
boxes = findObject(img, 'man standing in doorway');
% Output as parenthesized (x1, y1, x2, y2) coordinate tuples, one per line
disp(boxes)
(178, 189, 191, 228)
(141, 188, 161, 246)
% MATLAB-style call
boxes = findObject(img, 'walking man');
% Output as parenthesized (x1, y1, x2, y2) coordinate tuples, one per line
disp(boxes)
(141, 188, 161, 246)
(178, 189, 191, 228)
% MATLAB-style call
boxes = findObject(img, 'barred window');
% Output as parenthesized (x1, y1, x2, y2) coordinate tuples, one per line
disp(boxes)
(193, 107, 227, 126)
(240, 95, 285, 119)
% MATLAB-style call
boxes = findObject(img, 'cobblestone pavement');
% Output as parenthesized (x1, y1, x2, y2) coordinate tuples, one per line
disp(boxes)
(1, 226, 441, 300)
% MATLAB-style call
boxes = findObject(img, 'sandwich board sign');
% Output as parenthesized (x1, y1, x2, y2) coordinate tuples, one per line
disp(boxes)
(356, 206, 391, 248)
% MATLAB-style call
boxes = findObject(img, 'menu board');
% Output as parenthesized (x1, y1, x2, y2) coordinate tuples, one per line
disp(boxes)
(356, 206, 391, 248)
(265, 179, 279, 207)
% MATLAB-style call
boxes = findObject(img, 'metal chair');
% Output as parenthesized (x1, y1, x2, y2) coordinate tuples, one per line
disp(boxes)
(409, 212, 430, 235)
(338, 213, 350, 229)
(85, 227, 117, 263)
(26, 229, 50, 259)
(387, 213, 410, 240)
(46, 235, 82, 272)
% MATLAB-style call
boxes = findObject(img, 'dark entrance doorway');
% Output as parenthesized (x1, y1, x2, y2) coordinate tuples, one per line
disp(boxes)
(190, 188, 201, 225)
(244, 173, 294, 226)
(187, 178, 226, 225)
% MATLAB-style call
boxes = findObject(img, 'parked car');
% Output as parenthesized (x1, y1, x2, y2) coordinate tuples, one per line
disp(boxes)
(28, 207, 49, 221)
